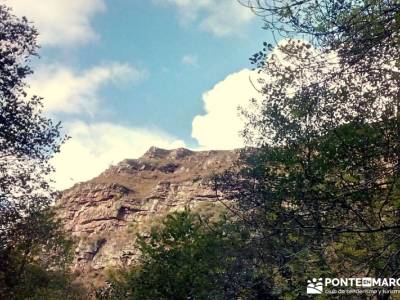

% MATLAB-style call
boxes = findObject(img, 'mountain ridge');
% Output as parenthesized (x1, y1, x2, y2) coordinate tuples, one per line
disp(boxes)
(56, 146, 239, 286)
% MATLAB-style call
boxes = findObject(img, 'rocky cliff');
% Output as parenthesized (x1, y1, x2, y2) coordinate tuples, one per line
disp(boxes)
(56, 147, 238, 286)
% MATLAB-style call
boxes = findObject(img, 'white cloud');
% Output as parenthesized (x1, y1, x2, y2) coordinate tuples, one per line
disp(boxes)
(51, 121, 186, 190)
(182, 54, 198, 66)
(191, 39, 333, 150)
(29, 63, 148, 115)
(192, 68, 262, 149)
(4, 0, 105, 46)
(154, 0, 255, 37)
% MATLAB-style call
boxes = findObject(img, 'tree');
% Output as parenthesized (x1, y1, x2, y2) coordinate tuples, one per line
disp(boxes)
(4, 209, 86, 299)
(0, 5, 78, 298)
(241, 0, 400, 61)
(98, 211, 276, 300)
(213, 1, 400, 298)
(0, 4, 62, 243)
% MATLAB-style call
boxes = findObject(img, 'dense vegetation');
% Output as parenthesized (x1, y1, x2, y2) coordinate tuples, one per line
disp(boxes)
(96, 211, 269, 299)
(0, 5, 84, 299)
(2, 0, 400, 298)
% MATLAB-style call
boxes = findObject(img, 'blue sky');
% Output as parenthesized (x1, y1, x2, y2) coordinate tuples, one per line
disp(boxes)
(7, 0, 274, 189)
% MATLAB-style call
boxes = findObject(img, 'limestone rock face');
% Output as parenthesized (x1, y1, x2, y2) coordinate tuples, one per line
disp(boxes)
(56, 147, 238, 285)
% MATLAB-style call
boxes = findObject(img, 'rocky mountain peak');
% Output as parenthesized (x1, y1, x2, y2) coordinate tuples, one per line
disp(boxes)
(141, 146, 171, 159)
(140, 146, 194, 160)
(56, 147, 238, 287)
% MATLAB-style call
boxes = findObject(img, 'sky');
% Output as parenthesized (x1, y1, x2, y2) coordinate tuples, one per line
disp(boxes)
(4, 0, 274, 190)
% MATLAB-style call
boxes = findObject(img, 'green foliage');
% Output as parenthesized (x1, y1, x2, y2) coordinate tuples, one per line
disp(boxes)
(98, 211, 275, 299)
(100, 211, 229, 299)
(11, 264, 85, 300)
(0, 4, 64, 235)
(243, 0, 400, 61)
(0, 209, 85, 299)
(0, 4, 81, 299)
(217, 118, 400, 296)
(217, 1, 400, 298)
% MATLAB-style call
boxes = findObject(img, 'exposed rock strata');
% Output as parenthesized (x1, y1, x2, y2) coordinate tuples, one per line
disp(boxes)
(56, 147, 238, 285)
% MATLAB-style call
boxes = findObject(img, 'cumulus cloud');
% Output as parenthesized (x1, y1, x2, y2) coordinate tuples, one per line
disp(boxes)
(154, 0, 255, 37)
(29, 63, 148, 115)
(192, 68, 263, 150)
(51, 121, 186, 190)
(191, 39, 324, 150)
(192, 39, 343, 150)
(4, 0, 105, 46)
(182, 54, 198, 66)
